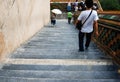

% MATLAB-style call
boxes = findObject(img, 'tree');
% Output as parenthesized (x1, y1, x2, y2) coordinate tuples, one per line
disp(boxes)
(100, 0, 120, 10)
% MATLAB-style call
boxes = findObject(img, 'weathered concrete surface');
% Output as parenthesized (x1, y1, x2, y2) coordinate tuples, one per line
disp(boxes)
(0, 0, 50, 63)
(0, 19, 119, 82)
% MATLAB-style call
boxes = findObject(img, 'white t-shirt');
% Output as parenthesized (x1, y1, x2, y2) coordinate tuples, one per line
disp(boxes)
(77, 9, 99, 33)
(67, 2, 71, 6)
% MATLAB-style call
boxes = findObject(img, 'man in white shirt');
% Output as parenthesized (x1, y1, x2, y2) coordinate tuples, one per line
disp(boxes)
(76, 0, 99, 51)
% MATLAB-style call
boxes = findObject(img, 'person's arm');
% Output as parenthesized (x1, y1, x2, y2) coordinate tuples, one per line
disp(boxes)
(75, 13, 82, 25)
(93, 11, 99, 37)
(75, 20, 79, 25)
(93, 20, 99, 37)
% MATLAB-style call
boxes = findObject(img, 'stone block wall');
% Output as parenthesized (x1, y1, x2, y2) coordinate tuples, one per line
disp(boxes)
(0, 0, 50, 62)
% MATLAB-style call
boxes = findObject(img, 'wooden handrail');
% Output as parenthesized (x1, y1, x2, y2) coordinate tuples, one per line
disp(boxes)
(50, 0, 100, 2)
(98, 11, 120, 15)
(93, 12, 120, 65)
(50, 0, 82, 2)
(99, 19, 120, 27)
(98, 23, 120, 32)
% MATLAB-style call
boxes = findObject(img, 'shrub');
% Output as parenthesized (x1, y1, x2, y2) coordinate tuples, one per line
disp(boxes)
(100, 0, 120, 10)
(50, 3, 67, 12)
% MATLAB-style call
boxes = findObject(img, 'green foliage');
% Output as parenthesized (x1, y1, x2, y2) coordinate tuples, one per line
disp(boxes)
(100, 0, 120, 10)
(50, 3, 67, 12)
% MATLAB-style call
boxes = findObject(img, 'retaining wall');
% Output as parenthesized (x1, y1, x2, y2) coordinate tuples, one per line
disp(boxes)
(0, 0, 50, 63)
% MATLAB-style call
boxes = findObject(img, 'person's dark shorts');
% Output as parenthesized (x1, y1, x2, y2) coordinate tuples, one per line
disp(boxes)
(51, 20, 56, 25)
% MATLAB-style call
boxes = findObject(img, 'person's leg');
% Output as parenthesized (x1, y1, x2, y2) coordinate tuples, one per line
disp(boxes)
(85, 32, 93, 49)
(51, 20, 53, 24)
(68, 18, 70, 24)
(53, 20, 56, 25)
(68, 18, 72, 24)
(54, 20, 56, 25)
(69, 18, 72, 24)
(51, 20, 54, 26)
(79, 31, 84, 51)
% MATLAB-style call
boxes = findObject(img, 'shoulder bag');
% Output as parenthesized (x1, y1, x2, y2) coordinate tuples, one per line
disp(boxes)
(76, 10, 93, 30)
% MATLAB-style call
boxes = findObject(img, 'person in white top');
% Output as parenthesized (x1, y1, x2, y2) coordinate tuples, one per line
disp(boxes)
(73, 0, 79, 11)
(67, 2, 71, 11)
(76, 0, 99, 51)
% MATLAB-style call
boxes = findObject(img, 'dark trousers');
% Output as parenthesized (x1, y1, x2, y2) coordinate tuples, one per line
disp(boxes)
(68, 17, 72, 24)
(51, 19, 56, 25)
(79, 31, 93, 50)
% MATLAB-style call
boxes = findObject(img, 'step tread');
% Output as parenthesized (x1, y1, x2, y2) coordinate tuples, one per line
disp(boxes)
(0, 76, 120, 82)
(0, 70, 119, 79)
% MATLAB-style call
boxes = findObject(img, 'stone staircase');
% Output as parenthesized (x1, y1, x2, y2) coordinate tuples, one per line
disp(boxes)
(0, 19, 120, 82)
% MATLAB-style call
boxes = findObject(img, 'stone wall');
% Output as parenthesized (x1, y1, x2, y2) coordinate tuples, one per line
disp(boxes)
(0, 0, 50, 62)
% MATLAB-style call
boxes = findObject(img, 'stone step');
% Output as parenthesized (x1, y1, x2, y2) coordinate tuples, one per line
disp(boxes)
(2, 64, 118, 71)
(1, 76, 120, 82)
(25, 42, 78, 46)
(30, 36, 78, 40)
(23, 46, 79, 49)
(15, 47, 100, 53)
(0, 77, 120, 82)
(0, 70, 119, 79)
(34, 33, 78, 37)
(23, 44, 97, 49)
(21, 41, 100, 50)
(11, 52, 109, 59)
(1, 19, 119, 82)
(5, 59, 113, 65)
(25, 40, 96, 46)
(11, 46, 108, 59)
(25, 40, 96, 45)
(15, 48, 100, 53)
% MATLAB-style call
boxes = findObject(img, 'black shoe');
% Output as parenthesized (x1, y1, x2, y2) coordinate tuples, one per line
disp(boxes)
(78, 49, 84, 52)
(85, 47, 88, 50)
(85, 47, 89, 50)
